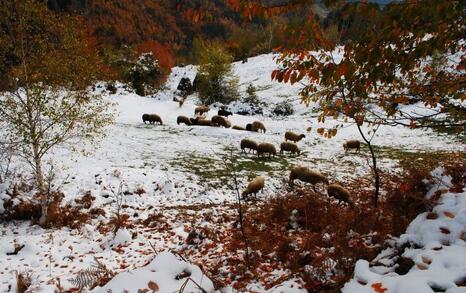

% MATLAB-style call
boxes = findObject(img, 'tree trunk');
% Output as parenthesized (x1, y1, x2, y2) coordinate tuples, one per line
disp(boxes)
(356, 123, 380, 207)
(33, 143, 48, 226)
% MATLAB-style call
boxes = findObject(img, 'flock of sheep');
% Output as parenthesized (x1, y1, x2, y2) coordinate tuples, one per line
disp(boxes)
(142, 104, 362, 206)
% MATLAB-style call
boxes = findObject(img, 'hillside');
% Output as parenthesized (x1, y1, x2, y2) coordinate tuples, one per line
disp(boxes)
(0, 54, 464, 292)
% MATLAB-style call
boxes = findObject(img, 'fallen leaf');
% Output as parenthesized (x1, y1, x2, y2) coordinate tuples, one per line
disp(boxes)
(371, 282, 388, 293)
(440, 227, 451, 234)
(421, 256, 432, 264)
(417, 263, 429, 270)
(443, 211, 455, 218)
(148, 281, 159, 292)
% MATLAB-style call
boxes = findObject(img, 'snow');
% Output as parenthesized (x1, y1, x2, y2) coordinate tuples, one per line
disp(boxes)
(0, 53, 464, 292)
(95, 251, 215, 293)
(342, 173, 466, 293)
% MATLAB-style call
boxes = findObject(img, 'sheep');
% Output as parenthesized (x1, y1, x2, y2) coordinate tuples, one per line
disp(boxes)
(251, 121, 266, 133)
(242, 176, 265, 199)
(195, 113, 207, 120)
(211, 115, 232, 128)
(343, 140, 361, 152)
(232, 125, 246, 131)
(240, 139, 258, 153)
(280, 141, 300, 155)
(246, 123, 254, 131)
(218, 109, 233, 117)
(327, 183, 352, 206)
(189, 118, 198, 125)
(194, 105, 210, 116)
(177, 115, 192, 126)
(285, 131, 306, 143)
(257, 143, 277, 157)
(289, 166, 329, 188)
(142, 114, 163, 125)
(197, 119, 213, 126)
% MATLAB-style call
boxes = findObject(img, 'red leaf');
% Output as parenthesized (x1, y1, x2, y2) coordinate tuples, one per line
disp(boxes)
(371, 282, 388, 293)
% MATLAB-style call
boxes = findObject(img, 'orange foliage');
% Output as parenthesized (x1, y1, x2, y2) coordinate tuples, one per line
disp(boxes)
(136, 40, 175, 71)
(372, 282, 388, 293)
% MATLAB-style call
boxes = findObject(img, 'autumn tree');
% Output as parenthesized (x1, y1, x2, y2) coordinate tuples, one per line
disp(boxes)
(197, 43, 240, 105)
(0, 0, 114, 226)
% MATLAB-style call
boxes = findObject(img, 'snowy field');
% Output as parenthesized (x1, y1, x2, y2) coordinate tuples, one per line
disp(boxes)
(0, 54, 464, 292)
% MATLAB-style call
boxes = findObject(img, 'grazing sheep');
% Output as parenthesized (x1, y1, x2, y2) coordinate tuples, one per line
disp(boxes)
(177, 115, 192, 126)
(280, 141, 300, 155)
(285, 131, 306, 143)
(240, 139, 258, 153)
(142, 114, 163, 125)
(257, 143, 277, 157)
(242, 176, 265, 199)
(232, 125, 245, 131)
(218, 109, 233, 117)
(289, 166, 329, 188)
(246, 123, 254, 131)
(197, 119, 213, 126)
(343, 140, 361, 152)
(194, 105, 210, 116)
(178, 97, 186, 107)
(211, 115, 232, 128)
(251, 121, 266, 133)
(194, 113, 207, 120)
(189, 118, 198, 125)
(327, 184, 352, 206)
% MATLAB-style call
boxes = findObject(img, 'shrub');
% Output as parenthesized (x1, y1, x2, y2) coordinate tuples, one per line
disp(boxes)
(127, 52, 164, 96)
(273, 100, 294, 116)
(197, 43, 239, 105)
(177, 77, 194, 97)
(238, 84, 264, 115)
(219, 154, 466, 291)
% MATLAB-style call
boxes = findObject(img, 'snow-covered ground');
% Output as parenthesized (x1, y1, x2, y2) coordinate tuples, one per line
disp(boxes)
(343, 169, 466, 293)
(0, 54, 464, 292)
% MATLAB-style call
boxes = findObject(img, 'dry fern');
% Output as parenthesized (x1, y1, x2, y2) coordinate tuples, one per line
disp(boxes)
(69, 257, 114, 290)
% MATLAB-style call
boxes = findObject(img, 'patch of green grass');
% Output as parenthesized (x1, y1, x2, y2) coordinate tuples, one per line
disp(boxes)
(169, 147, 300, 189)
(256, 84, 274, 91)
(371, 144, 464, 171)
(432, 126, 466, 143)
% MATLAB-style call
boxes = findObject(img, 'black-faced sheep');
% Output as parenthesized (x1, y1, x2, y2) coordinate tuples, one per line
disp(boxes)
(232, 125, 246, 131)
(194, 105, 210, 116)
(189, 118, 198, 125)
(142, 114, 163, 125)
(242, 176, 265, 199)
(251, 121, 266, 133)
(327, 183, 352, 206)
(218, 109, 233, 117)
(211, 115, 232, 128)
(240, 139, 258, 153)
(257, 143, 277, 157)
(343, 140, 361, 152)
(285, 131, 305, 143)
(289, 166, 329, 188)
(280, 141, 300, 155)
(177, 115, 192, 126)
